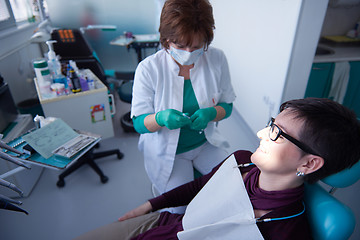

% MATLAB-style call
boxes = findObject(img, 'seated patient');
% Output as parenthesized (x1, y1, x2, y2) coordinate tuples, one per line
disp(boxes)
(74, 98, 360, 240)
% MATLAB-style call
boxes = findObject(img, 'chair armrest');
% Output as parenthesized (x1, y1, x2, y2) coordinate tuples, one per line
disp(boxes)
(304, 183, 355, 240)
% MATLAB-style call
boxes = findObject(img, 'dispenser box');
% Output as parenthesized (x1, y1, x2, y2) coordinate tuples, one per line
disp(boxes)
(34, 70, 115, 139)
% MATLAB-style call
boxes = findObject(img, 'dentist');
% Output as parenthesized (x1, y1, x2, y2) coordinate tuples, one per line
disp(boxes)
(131, 0, 236, 211)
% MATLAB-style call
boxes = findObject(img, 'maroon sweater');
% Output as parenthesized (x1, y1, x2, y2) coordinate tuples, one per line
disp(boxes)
(133, 150, 312, 240)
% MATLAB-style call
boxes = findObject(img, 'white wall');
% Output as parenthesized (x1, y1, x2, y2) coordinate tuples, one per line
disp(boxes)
(0, 23, 42, 104)
(211, 0, 328, 134)
(282, 0, 329, 103)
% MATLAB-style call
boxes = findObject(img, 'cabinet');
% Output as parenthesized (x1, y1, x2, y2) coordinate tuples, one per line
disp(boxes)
(305, 61, 360, 118)
(304, 63, 334, 98)
(35, 72, 115, 139)
(343, 62, 360, 117)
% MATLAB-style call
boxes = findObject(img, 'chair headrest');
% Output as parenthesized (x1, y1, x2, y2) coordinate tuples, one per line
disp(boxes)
(321, 160, 360, 188)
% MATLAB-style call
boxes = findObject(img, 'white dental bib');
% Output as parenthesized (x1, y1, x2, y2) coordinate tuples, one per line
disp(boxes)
(177, 154, 264, 240)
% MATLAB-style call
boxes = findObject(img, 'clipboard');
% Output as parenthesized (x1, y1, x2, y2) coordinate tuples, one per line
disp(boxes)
(52, 133, 97, 159)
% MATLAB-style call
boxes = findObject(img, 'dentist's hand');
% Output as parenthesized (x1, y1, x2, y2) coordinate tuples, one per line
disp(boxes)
(155, 109, 191, 130)
(190, 107, 217, 130)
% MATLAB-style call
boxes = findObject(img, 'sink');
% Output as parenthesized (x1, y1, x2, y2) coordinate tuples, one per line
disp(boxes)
(315, 46, 335, 56)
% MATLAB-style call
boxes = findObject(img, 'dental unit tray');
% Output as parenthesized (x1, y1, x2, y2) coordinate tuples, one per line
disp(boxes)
(52, 134, 97, 159)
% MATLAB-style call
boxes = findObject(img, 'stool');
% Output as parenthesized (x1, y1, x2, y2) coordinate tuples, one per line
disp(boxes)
(57, 143, 124, 187)
(117, 80, 135, 132)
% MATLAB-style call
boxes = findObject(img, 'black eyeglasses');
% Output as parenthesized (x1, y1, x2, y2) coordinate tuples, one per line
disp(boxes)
(267, 118, 319, 156)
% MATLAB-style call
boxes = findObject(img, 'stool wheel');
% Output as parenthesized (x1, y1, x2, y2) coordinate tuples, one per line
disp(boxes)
(101, 175, 109, 183)
(117, 151, 124, 159)
(57, 179, 65, 188)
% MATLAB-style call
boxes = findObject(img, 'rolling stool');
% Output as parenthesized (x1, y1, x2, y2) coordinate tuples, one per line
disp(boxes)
(56, 143, 124, 187)
(117, 79, 135, 132)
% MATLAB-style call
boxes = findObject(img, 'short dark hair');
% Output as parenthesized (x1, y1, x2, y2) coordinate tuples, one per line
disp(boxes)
(280, 98, 360, 183)
(159, 0, 215, 50)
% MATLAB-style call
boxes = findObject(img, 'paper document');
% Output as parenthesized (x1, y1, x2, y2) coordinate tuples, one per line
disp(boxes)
(22, 119, 79, 159)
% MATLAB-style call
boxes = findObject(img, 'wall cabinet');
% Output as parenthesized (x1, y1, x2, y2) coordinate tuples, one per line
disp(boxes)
(305, 61, 360, 118)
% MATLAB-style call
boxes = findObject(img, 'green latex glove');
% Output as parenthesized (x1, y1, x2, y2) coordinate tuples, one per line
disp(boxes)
(190, 107, 217, 130)
(155, 109, 191, 130)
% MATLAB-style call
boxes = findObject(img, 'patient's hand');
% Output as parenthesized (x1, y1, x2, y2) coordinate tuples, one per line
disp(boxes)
(118, 201, 153, 221)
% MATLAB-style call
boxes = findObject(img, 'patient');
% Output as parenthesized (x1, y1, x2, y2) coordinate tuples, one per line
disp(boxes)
(74, 98, 360, 240)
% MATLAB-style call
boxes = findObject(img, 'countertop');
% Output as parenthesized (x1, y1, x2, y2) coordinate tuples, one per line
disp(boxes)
(313, 43, 360, 63)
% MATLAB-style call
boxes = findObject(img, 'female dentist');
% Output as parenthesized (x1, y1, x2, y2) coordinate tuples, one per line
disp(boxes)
(131, 0, 236, 213)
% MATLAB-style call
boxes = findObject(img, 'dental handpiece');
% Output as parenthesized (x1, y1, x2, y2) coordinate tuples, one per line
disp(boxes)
(0, 199, 28, 215)
(0, 193, 22, 205)
(0, 151, 31, 169)
(0, 140, 24, 155)
(0, 178, 24, 196)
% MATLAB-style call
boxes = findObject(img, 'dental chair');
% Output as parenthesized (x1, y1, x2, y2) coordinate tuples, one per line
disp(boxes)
(305, 160, 360, 240)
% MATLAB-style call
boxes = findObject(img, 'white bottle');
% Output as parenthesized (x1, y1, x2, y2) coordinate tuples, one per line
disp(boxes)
(33, 59, 52, 85)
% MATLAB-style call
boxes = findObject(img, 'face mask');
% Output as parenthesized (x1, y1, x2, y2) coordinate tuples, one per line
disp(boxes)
(169, 46, 204, 65)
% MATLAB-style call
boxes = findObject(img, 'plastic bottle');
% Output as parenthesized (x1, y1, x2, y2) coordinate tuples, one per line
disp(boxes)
(45, 40, 69, 91)
(45, 41, 62, 78)
(67, 65, 81, 93)
(78, 70, 89, 91)
(33, 59, 52, 84)
(79, 75, 89, 91)
(64, 64, 73, 94)
(86, 76, 95, 90)
(33, 59, 54, 98)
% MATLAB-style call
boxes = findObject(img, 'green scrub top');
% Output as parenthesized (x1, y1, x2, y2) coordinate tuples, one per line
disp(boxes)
(132, 79, 233, 154)
(176, 79, 206, 154)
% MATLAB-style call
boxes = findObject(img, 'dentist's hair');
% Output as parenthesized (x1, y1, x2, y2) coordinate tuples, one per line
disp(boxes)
(159, 0, 215, 50)
(280, 97, 360, 183)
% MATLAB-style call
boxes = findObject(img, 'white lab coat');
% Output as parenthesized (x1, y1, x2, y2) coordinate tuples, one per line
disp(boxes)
(131, 47, 236, 193)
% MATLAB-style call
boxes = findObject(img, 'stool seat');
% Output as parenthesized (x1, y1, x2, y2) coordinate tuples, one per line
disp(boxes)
(118, 80, 133, 103)
(117, 80, 136, 132)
